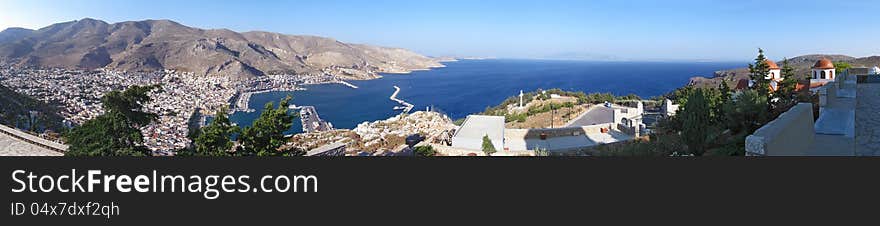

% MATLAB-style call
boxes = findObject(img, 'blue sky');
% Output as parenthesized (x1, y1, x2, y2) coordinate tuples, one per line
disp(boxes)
(1, 0, 878, 61)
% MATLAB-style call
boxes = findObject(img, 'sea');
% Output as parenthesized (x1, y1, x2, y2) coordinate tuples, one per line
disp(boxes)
(229, 59, 745, 134)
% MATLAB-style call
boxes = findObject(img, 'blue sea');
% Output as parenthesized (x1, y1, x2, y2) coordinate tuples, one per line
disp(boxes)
(229, 59, 744, 134)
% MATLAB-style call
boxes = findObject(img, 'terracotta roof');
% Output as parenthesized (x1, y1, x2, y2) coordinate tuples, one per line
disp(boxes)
(735, 79, 750, 90)
(813, 58, 835, 69)
(765, 60, 780, 70)
(810, 80, 830, 88)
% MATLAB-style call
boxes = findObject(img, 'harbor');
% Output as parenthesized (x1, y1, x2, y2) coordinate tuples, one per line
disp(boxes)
(294, 105, 334, 133)
(229, 60, 744, 134)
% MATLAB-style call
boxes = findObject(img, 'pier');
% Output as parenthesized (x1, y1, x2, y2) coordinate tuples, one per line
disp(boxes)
(232, 90, 262, 113)
(299, 106, 334, 133)
(337, 80, 359, 89)
(390, 86, 414, 113)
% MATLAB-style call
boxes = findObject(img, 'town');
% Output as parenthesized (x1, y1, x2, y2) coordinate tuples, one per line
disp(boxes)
(0, 65, 355, 154)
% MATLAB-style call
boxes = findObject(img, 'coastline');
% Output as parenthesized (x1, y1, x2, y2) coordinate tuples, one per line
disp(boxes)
(229, 59, 734, 135)
(231, 87, 301, 113)
(229, 59, 448, 115)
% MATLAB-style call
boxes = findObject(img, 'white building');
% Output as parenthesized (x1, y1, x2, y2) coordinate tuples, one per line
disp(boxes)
(452, 115, 505, 151)
(764, 59, 783, 82)
(811, 58, 836, 80)
(662, 99, 680, 117)
(761, 59, 784, 92)
(609, 102, 645, 136)
(871, 66, 880, 75)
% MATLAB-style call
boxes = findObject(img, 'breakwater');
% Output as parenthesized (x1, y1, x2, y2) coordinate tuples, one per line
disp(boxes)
(337, 80, 359, 89)
(390, 86, 414, 113)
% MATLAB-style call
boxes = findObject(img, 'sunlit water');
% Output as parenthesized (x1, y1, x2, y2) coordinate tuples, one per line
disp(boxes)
(229, 59, 745, 134)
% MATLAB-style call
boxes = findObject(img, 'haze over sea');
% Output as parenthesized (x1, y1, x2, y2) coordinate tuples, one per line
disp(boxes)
(230, 59, 745, 134)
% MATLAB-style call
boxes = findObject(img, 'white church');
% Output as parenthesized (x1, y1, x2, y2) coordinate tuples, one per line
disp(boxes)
(810, 58, 836, 80)
(761, 57, 836, 92)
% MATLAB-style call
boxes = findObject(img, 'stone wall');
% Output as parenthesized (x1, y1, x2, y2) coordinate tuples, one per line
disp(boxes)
(745, 103, 815, 156)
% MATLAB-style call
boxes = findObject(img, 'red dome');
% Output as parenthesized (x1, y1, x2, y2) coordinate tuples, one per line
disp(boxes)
(813, 58, 835, 69)
(764, 60, 780, 70)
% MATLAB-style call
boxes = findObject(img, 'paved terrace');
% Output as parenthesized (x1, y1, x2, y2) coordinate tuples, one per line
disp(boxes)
(809, 74, 857, 155)
(566, 105, 614, 127)
(504, 124, 632, 152)
(0, 124, 65, 156)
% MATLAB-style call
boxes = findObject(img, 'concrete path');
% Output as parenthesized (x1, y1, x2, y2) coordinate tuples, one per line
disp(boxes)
(566, 105, 613, 127)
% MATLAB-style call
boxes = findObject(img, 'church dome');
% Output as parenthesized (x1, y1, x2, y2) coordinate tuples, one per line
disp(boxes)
(764, 60, 780, 70)
(813, 58, 835, 69)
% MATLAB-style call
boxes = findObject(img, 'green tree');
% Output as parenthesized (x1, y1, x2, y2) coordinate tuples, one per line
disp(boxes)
(748, 48, 771, 99)
(181, 108, 239, 156)
(724, 90, 769, 134)
(671, 86, 695, 106)
(65, 85, 161, 156)
(238, 96, 296, 156)
(777, 58, 799, 106)
(716, 81, 733, 125)
(702, 88, 725, 124)
(719, 80, 731, 103)
(534, 148, 551, 156)
(414, 145, 437, 157)
(481, 135, 497, 156)
(680, 88, 711, 156)
(834, 61, 852, 74)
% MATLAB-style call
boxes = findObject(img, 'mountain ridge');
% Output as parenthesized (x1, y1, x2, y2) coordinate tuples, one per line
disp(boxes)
(0, 18, 443, 80)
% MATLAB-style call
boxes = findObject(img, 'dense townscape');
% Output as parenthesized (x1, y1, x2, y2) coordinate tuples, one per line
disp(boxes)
(0, 65, 350, 153)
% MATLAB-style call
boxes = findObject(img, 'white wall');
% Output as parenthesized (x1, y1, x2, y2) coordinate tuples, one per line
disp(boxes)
(745, 103, 815, 156)
(451, 136, 503, 151)
(813, 69, 835, 80)
(766, 69, 782, 81)
(663, 99, 679, 117)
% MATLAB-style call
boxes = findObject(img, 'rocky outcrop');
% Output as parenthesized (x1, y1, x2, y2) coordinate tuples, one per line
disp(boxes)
(352, 111, 455, 152)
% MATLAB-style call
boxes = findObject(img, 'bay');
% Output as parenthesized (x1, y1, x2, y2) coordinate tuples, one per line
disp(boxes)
(229, 59, 745, 134)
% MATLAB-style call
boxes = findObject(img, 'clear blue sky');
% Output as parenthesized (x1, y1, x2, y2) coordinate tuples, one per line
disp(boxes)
(1, 0, 878, 61)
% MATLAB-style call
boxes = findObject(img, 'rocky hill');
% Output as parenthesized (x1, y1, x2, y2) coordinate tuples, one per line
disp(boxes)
(0, 84, 65, 132)
(0, 18, 443, 80)
(690, 54, 880, 88)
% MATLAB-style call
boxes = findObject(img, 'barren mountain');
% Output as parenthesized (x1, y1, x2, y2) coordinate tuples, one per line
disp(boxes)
(690, 54, 880, 88)
(0, 18, 443, 80)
